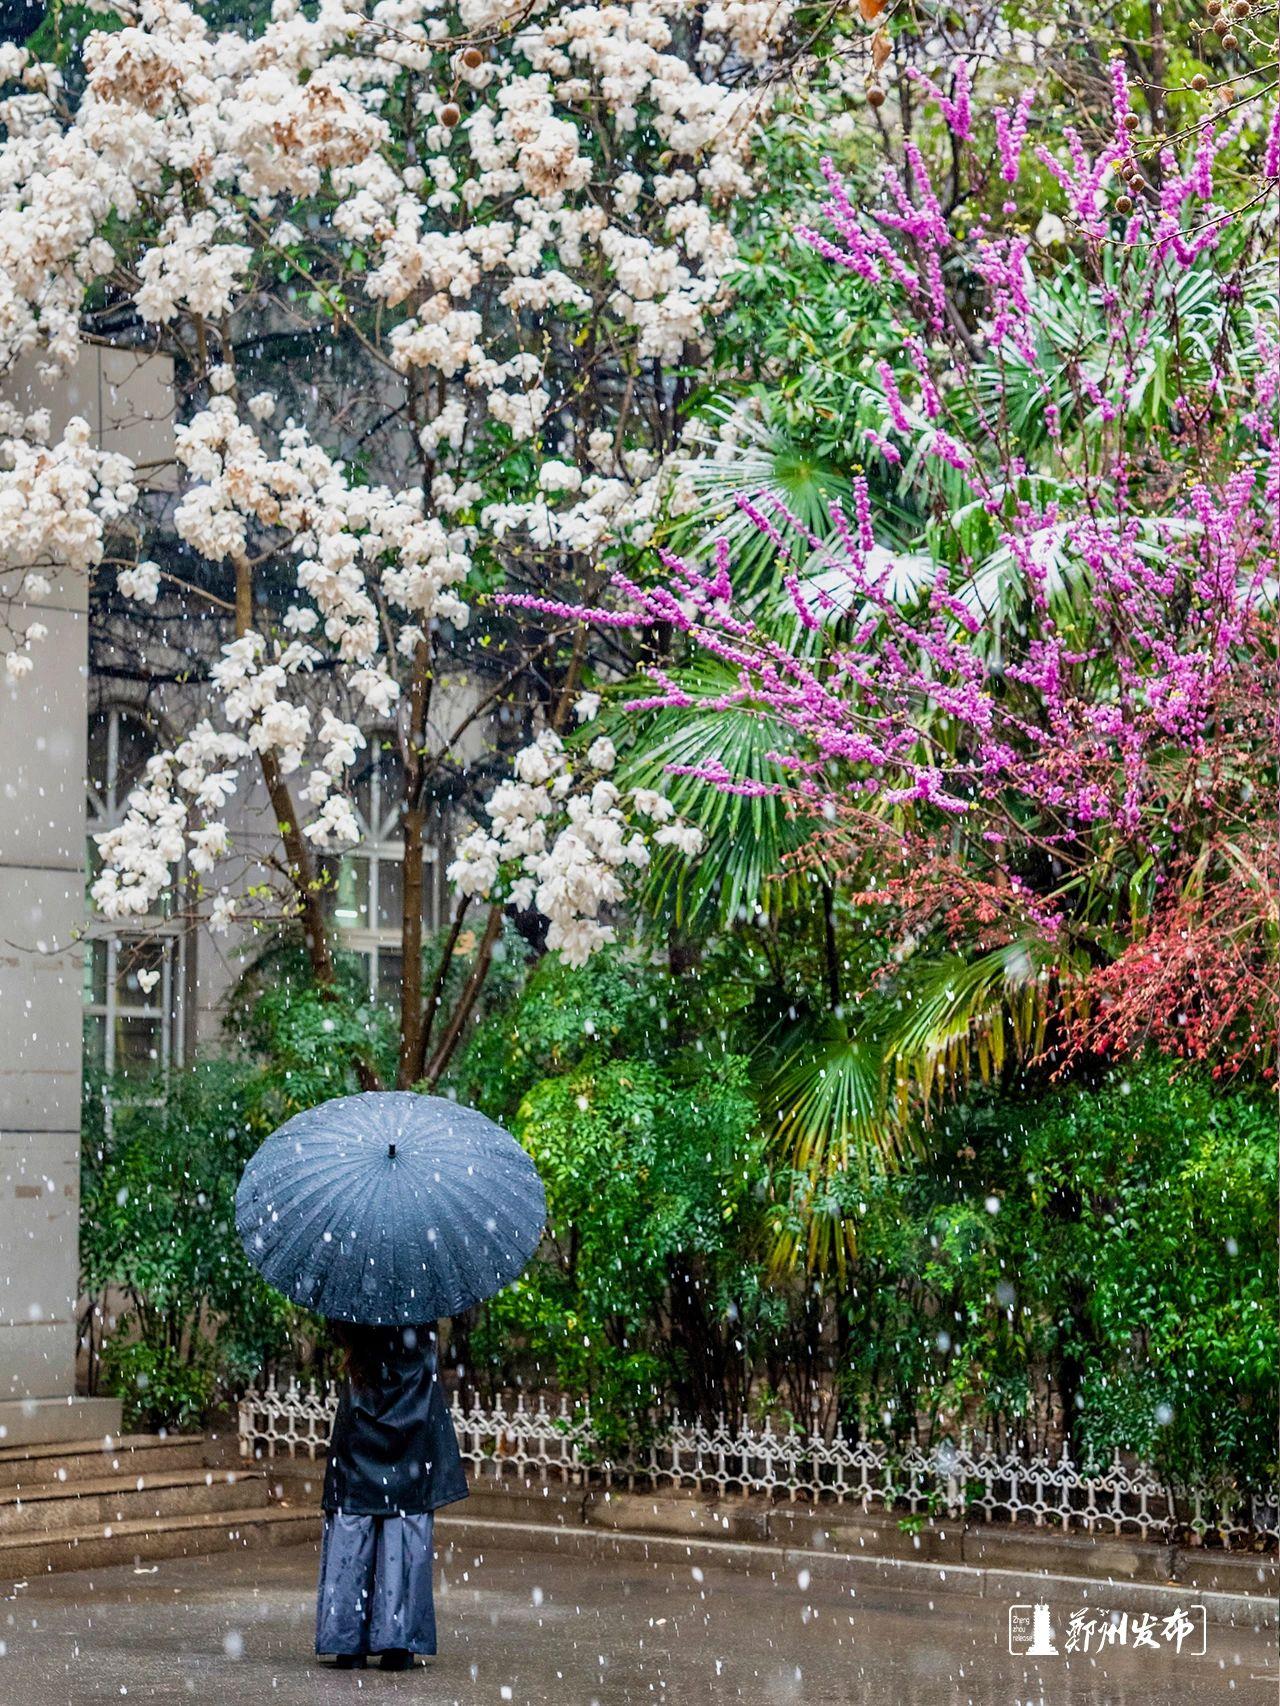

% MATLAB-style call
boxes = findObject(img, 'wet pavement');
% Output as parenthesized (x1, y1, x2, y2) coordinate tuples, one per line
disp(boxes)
(1, 1536, 1275, 1706)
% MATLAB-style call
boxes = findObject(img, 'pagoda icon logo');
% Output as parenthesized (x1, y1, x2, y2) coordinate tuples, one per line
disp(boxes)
(1008, 1601, 1060, 1656)
(1026, 1603, 1059, 1655)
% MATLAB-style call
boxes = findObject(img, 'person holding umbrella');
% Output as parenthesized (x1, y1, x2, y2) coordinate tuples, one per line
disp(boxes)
(314, 1317, 467, 1669)
(236, 1092, 546, 1672)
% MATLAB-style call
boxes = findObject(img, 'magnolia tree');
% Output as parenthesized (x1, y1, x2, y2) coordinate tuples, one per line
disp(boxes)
(0, 0, 871, 1086)
(531, 62, 1280, 1076)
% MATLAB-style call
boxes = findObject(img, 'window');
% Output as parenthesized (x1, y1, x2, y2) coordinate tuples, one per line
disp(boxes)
(84, 707, 185, 1085)
(328, 735, 450, 1005)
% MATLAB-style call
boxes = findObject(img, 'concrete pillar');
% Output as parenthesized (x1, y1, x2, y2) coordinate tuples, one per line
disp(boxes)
(0, 346, 172, 1446)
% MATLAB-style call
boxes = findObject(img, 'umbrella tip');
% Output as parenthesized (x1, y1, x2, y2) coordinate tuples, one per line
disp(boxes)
(388, 1142, 397, 1158)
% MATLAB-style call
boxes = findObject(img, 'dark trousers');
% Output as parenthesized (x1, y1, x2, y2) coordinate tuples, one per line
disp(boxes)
(315, 1510, 437, 1656)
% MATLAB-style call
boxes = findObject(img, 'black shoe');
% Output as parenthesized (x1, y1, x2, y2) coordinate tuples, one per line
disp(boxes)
(378, 1649, 413, 1671)
(334, 1654, 368, 1669)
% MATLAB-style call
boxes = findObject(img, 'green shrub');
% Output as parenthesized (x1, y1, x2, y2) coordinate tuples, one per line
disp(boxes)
(82, 1059, 312, 1429)
(462, 961, 1276, 1489)
(222, 939, 399, 1119)
(831, 1061, 1277, 1489)
(83, 928, 1275, 1496)
(99, 1335, 217, 1435)
(460, 951, 776, 1444)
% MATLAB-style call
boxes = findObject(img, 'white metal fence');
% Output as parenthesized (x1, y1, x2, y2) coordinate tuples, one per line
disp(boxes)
(239, 1380, 1278, 1548)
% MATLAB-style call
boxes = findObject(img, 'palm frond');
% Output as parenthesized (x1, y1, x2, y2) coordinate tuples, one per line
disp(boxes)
(883, 938, 1054, 1107)
(670, 401, 852, 597)
(762, 1011, 912, 1278)
(615, 667, 811, 930)
(951, 505, 1200, 661)
(767, 1014, 898, 1174)
(969, 251, 1272, 454)
(761, 940, 1064, 1275)
(767, 539, 935, 653)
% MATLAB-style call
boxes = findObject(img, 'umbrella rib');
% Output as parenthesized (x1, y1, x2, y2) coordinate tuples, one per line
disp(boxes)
(279, 1193, 357, 1310)
(405, 1170, 466, 1316)
(243, 1150, 375, 1274)
(418, 1168, 531, 1301)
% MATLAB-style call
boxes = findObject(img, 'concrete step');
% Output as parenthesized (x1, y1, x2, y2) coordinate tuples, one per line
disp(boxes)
(0, 1502, 320, 1582)
(0, 1468, 269, 1538)
(0, 1396, 122, 1449)
(0, 1432, 206, 1490)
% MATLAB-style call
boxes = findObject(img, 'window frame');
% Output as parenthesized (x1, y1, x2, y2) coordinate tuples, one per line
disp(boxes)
(83, 705, 186, 1090)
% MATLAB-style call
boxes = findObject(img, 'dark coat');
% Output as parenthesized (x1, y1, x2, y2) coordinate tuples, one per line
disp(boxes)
(322, 1326, 469, 1516)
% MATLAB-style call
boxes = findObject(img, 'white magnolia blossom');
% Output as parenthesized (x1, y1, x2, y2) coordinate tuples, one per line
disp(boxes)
(2, 0, 792, 589)
(0, 0, 797, 937)
(0, 405, 140, 673)
(79, 387, 479, 919)
(586, 735, 617, 772)
(0, 406, 138, 575)
(91, 0, 771, 557)
(448, 730, 703, 968)
(118, 559, 161, 603)
(632, 787, 677, 823)
(303, 791, 363, 850)
(208, 892, 237, 934)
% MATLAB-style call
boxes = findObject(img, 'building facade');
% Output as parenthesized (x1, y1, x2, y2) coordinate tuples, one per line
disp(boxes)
(1, 337, 488, 1438)
(0, 347, 173, 1444)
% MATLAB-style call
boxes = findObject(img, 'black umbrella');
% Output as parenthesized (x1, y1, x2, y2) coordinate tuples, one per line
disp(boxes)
(235, 1091, 546, 1323)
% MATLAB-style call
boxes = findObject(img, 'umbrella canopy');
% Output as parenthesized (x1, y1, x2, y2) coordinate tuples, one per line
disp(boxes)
(235, 1091, 546, 1324)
